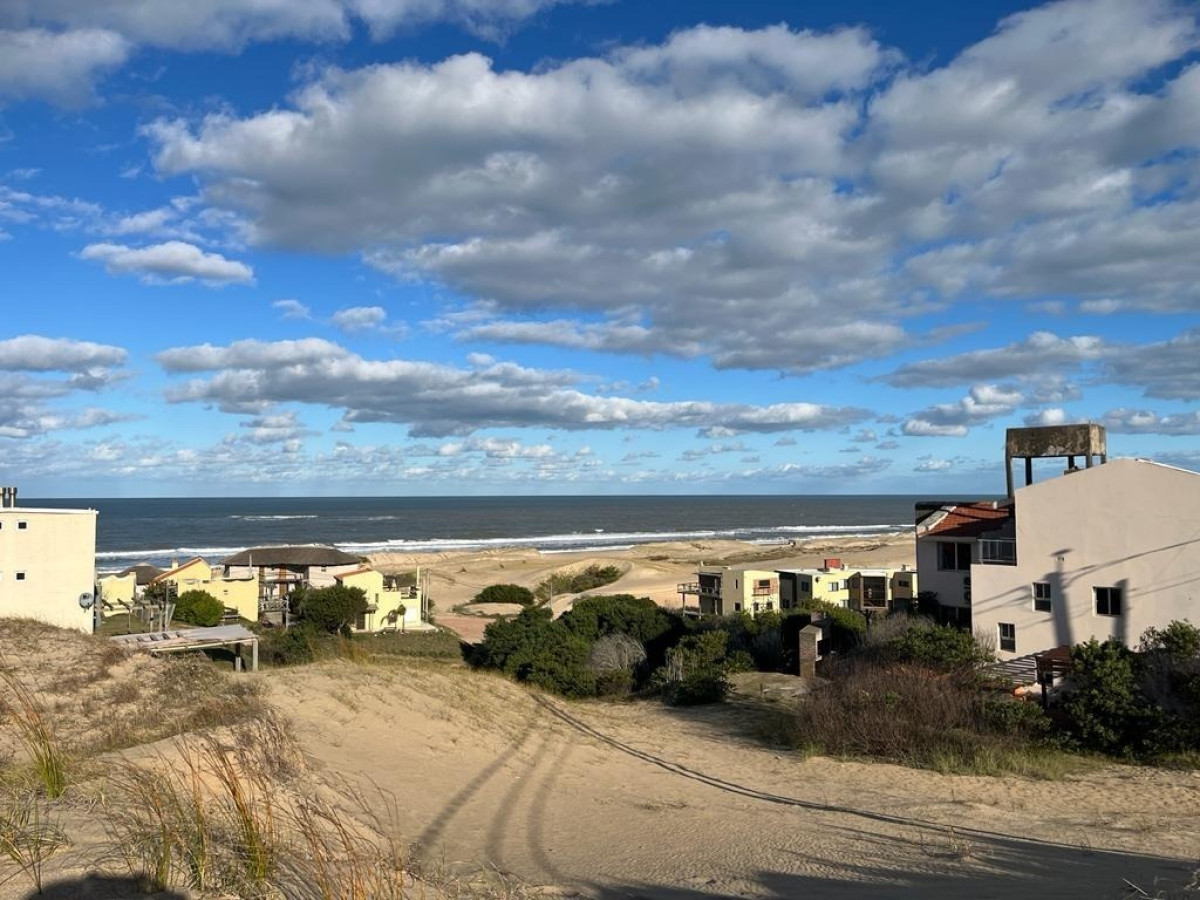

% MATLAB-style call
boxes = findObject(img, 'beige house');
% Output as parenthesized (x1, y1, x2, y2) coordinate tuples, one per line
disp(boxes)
(968, 458, 1200, 659)
(0, 488, 97, 633)
(777, 559, 916, 613)
(917, 425, 1200, 659)
(680, 567, 780, 616)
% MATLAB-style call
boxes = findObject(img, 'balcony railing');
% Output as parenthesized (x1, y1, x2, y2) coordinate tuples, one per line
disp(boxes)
(979, 538, 1017, 565)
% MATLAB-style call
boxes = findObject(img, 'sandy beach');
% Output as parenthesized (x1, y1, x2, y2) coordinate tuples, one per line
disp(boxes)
(369, 533, 917, 641)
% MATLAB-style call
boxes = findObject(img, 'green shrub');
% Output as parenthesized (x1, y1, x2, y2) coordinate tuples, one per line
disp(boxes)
(535, 565, 623, 601)
(175, 590, 224, 627)
(878, 618, 992, 670)
(1139, 620, 1200, 661)
(1060, 639, 1146, 756)
(292, 585, 369, 636)
(259, 624, 324, 666)
(662, 672, 729, 706)
(471, 607, 595, 697)
(472, 584, 535, 606)
(981, 697, 1053, 740)
(560, 594, 675, 646)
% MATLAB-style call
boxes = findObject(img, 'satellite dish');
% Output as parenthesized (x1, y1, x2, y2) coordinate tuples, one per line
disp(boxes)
(79, 592, 94, 609)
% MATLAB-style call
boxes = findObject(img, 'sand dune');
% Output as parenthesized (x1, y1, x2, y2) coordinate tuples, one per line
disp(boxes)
(268, 658, 1200, 899)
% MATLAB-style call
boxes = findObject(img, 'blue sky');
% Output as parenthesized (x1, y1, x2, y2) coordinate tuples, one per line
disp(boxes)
(0, 0, 1198, 497)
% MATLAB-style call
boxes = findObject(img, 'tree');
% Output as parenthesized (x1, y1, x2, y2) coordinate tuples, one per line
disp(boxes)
(1061, 639, 1147, 756)
(175, 589, 223, 627)
(292, 585, 369, 636)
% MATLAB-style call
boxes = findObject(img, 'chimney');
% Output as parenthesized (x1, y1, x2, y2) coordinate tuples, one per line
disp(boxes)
(0, 487, 15, 508)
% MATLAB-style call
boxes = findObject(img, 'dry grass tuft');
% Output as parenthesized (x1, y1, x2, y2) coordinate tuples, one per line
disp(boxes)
(0, 657, 70, 797)
(0, 787, 68, 894)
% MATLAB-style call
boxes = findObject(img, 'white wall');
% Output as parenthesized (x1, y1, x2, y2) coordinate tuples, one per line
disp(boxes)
(972, 459, 1200, 658)
(0, 508, 98, 633)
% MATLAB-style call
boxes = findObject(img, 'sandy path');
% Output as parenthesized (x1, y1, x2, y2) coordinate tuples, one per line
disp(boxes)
(267, 661, 1200, 899)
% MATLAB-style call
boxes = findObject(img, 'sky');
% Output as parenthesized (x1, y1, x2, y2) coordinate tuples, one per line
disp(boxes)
(0, 0, 1198, 497)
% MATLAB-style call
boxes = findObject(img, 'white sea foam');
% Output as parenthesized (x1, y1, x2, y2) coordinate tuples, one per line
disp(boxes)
(229, 515, 318, 521)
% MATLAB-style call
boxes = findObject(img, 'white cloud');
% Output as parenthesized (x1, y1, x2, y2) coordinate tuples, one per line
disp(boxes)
(331, 305, 395, 334)
(80, 240, 254, 285)
(904, 383, 1024, 437)
(155, 338, 870, 437)
(886, 332, 1107, 388)
(273, 298, 312, 320)
(0, 335, 126, 372)
(1103, 408, 1200, 436)
(133, 2, 1200, 376)
(0, 28, 129, 104)
(0, 0, 581, 49)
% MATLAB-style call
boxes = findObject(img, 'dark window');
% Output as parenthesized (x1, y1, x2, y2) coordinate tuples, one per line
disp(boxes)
(938, 541, 972, 571)
(15, 572, 26, 581)
(1095, 586, 1123, 616)
(998, 623, 1016, 653)
(897, 579, 910, 588)
(1033, 582, 1052, 612)
(17, 520, 27, 530)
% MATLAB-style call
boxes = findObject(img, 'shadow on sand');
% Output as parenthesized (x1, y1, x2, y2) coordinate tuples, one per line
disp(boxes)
(24, 875, 186, 899)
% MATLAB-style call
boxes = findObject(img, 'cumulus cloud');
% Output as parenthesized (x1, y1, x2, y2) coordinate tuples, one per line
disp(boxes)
(0, 335, 126, 372)
(0, 27, 129, 104)
(0, 0, 582, 49)
(79, 240, 254, 285)
(1104, 328, 1200, 401)
(330, 305, 406, 336)
(155, 338, 870, 437)
(904, 384, 1024, 437)
(273, 298, 312, 320)
(886, 332, 1108, 388)
(1103, 408, 1200, 436)
(132, 2, 1200, 376)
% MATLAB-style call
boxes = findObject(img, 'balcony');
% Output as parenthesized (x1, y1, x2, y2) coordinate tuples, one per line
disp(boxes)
(979, 538, 1016, 565)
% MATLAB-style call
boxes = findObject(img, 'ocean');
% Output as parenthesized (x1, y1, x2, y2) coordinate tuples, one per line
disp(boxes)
(23, 495, 924, 572)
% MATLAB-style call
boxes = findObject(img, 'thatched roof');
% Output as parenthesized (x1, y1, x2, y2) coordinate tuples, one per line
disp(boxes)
(220, 545, 362, 567)
(119, 563, 166, 585)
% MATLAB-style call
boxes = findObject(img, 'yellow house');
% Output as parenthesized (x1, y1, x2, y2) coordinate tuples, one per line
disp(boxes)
(146, 557, 260, 622)
(336, 567, 424, 632)
(98, 572, 137, 612)
(777, 560, 852, 609)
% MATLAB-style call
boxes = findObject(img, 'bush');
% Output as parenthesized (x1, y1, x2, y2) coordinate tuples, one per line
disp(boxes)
(535, 565, 623, 601)
(871, 615, 992, 671)
(471, 607, 595, 697)
(175, 590, 224, 627)
(1139, 620, 1200, 661)
(560, 594, 676, 646)
(1060, 639, 1146, 756)
(472, 584, 535, 606)
(259, 624, 324, 667)
(292, 585, 368, 636)
(662, 672, 729, 706)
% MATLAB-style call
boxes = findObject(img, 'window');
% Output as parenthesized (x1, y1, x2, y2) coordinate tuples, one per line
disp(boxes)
(1032, 582, 1052, 612)
(998, 623, 1016, 653)
(15, 572, 25, 581)
(1095, 586, 1123, 616)
(734, 602, 742, 612)
(17, 520, 27, 530)
(765, 602, 774, 611)
(938, 541, 972, 571)
(896, 579, 910, 588)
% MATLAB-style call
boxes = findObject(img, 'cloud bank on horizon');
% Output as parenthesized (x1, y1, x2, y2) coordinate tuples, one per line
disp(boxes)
(0, 0, 1197, 495)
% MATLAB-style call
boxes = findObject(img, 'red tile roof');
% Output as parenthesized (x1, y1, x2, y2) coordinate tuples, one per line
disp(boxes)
(923, 502, 1012, 538)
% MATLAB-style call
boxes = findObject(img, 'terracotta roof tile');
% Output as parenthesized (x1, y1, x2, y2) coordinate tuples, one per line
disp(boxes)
(923, 502, 1012, 538)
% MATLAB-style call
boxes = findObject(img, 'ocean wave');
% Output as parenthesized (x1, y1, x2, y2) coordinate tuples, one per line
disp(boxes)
(95, 546, 248, 560)
(229, 515, 318, 521)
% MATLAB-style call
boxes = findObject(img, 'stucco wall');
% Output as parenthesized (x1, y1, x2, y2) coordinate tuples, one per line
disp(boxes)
(972, 459, 1200, 658)
(0, 508, 97, 633)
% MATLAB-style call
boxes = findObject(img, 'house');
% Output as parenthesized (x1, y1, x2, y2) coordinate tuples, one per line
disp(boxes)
(678, 567, 780, 616)
(916, 425, 1200, 659)
(0, 486, 98, 633)
(777, 559, 851, 609)
(220, 545, 364, 623)
(141, 556, 261, 622)
(777, 559, 917, 613)
(335, 567, 426, 632)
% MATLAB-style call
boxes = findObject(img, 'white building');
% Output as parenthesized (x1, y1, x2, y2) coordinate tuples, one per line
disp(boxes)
(0, 487, 98, 633)
(917, 452, 1200, 660)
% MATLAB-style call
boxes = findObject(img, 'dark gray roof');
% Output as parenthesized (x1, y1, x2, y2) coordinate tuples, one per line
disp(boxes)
(120, 563, 166, 585)
(221, 545, 362, 567)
